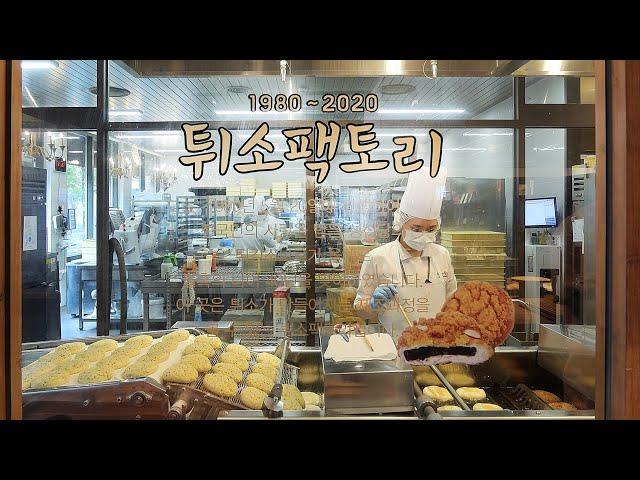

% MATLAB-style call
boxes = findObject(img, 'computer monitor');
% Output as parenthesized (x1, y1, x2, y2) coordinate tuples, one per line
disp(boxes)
(525, 197, 557, 228)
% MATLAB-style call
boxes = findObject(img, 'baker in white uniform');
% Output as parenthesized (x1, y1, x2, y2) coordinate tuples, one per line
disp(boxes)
(353, 168, 457, 340)
(233, 213, 276, 252)
(257, 197, 287, 243)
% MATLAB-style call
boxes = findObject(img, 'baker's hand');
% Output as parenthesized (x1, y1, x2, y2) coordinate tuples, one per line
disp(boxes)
(369, 284, 398, 311)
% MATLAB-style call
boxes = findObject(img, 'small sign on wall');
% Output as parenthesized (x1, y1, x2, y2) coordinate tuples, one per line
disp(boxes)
(55, 157, 66, 172)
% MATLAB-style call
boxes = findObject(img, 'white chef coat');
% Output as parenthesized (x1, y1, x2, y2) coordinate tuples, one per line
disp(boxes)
(353, 238, 457, 320)
(233, 223, 276, 252)
(258, 213, 286, 242)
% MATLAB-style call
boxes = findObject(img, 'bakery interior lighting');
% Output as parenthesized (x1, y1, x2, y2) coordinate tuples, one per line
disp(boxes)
(110, 109, 143, 117)
(22, 60, 59, 70)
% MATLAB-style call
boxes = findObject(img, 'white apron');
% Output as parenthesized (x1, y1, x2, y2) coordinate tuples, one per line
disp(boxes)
(379, 252, 447, 342)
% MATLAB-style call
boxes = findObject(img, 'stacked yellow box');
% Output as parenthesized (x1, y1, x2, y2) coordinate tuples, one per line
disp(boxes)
(215, 220, 235, 237)
(255, 187, 271, 196)
(272, 181, 287, 199)
(226, 185, 241, 196)
(287, 181, 304, 198)
(240, 178, 256, 196)
(440, 230, 507, 288)
(344, 244, 377, 275)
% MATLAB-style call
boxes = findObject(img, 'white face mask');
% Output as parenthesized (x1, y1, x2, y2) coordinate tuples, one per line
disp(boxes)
(403, 229, 437, 250)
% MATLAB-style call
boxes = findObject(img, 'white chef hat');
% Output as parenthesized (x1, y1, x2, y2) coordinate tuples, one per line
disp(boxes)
(393, 167, 447, 230)
(243, 196, 267, 214)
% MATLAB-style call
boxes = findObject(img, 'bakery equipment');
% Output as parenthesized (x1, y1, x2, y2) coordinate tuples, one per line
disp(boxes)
(111, 208, 160, 265)
(261, 338, 291, 418)
(320, 325, 415, 415)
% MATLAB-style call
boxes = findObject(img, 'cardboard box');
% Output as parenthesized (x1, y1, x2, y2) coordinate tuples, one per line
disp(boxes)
(273, 286, 290, 338)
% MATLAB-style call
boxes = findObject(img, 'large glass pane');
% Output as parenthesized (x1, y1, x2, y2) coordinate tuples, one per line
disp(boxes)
(21, 60, 97, 107)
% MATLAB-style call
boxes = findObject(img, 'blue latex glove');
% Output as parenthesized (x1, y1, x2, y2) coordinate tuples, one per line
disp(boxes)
(369, 284, 398, 311)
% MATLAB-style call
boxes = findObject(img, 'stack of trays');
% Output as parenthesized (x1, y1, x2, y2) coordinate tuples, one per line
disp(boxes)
(226, 185, 241, 196)
(440, 231, 506, 288)
(240, 178, 256, 196)
(271, 181, 287, 199)
(287, 182, 304, 198)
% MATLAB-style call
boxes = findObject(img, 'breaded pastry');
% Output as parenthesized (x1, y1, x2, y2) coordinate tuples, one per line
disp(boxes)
(164, 329, 190, 342)
(194, 335, 222, 349)
(473, 403, 503, 411)
(533, 390, 561, 404)
(398, 312, 495, 366)
(218, 351, 249, 371)
(203, 373, 238, 397)
(124, 335, 154, 349)
(162, 363, 198, 384)
(549, 401, 577, 411)
(96, 353, 133, 371)
(246, 372, 275, 393)
(283, 399, 302, 411)
(282, 384, 305, 408)
(212, 362, 243, 383)
(78, 367, 115, 384)
(226, 343, 251, 360)
(423, 385, 454, 403)
(110, 346, 142, 359)
(57, 357, 91, 375)
(301, 391, 321, 406)
(181, 354, 212, 373)
(30, 371, 70, 389)
(183, 342, 216, 358)
(441, 281, 515, 346)
(55, 341, 87, 355)
(140, 349, 170, 363)
(445, 373, 475, 387)
(251, 362, 279, 382)
(256, 352, 281, 367)
(75, 348, 109, 363)
(240, 386, 268, 409)
(147, 342, 174, 355)
(438, 405, 463, 412)
(38, 350, 75, 365)
(87, 338, 119, 353)
(414, 370, 443, 387)
(123, 360, 158, 379)
(456, 387, 487, 402)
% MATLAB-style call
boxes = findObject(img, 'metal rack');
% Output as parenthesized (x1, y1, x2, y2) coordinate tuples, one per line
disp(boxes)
(176, 195, 231, 250)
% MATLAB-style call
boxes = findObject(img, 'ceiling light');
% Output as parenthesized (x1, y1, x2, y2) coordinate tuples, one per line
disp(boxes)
(89, 86, 131, 97)
(24, 86, 38, 107)
(110, 109, 143, 117)
(22, 60, 59, 70)
(227, 85, 251, 94)
(377, 108, 465, 115)
(69, 160, 81, 165)
(68, 150, 84, 154)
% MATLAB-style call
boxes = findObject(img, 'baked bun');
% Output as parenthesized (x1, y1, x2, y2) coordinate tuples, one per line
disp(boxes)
(533, 390, 561, 404)
(441, 281, 515, 346)
(549, 401, 577, 411)
(397, 311, 495, 366)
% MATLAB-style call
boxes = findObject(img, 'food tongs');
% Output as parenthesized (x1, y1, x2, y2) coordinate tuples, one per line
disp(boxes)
(333, 323, 374, 351)
(261, 337, 290, 418)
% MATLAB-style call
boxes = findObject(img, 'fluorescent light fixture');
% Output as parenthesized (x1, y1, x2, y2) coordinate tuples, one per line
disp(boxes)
(533, 146, 565, 151)
(24, 86, 38, 107)
(376, 132, 429, 137)
(377, 108, 466, 114)
(69, 160, 81, 165)
(49, 133, 78, 140)
(463, 132, 512, 137)
(68, 150, 84, 154)
(22, 60, 59, 70)
(110, 109, 143, 117)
